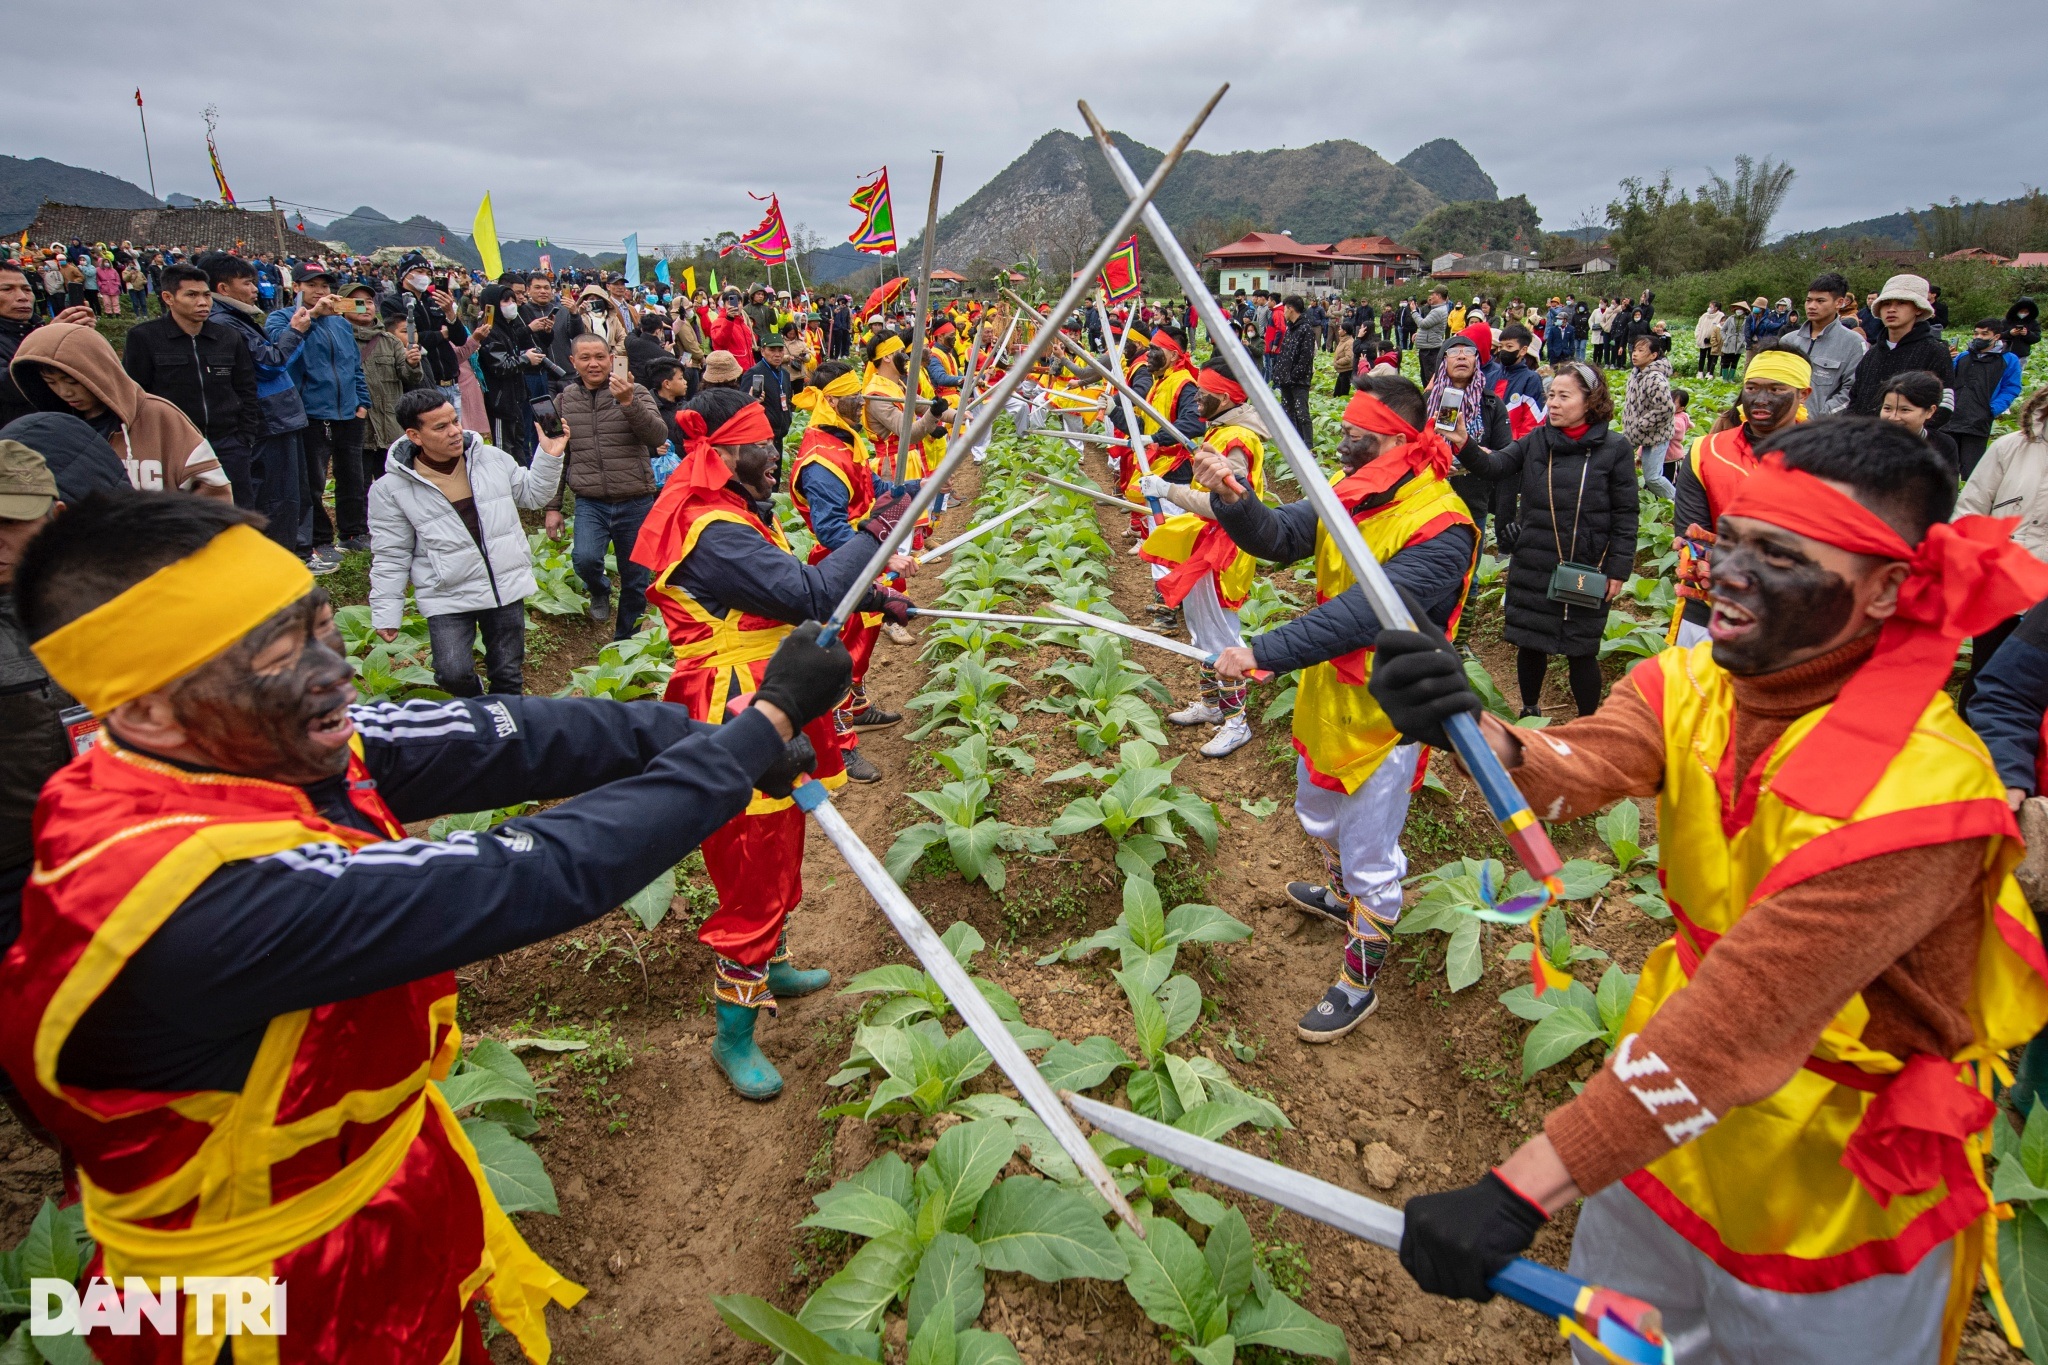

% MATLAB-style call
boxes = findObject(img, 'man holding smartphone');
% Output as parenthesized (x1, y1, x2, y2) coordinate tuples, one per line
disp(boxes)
(391, 252, 470, 414)
(545, 335, 666, 638)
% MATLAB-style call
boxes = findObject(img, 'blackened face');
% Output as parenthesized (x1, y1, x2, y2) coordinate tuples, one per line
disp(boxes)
(168, 593, 358, 783)
(1196, 390, 1226, 420)
(728, 442, 780, 501)
(1705, 516, 1857, 675)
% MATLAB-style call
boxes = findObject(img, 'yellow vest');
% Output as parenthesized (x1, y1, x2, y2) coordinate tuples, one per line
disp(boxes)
(1139, 368, 1196, 474)
(1140, 423, 1268, 605)
(1619, 642, 2048, 1317)
(1292, 472, 1474, 792)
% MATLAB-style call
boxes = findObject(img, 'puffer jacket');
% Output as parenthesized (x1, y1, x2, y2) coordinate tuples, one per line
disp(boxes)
(1622, 356, 1676, 449)
(367, 431, 564, 627)
(1459, 421, 1641, 656)
(1958, 426, 2048, 563)
(548, 376, 665, 508)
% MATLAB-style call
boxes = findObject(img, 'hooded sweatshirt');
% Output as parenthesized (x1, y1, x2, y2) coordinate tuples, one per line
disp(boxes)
(9, 323, 227, 495)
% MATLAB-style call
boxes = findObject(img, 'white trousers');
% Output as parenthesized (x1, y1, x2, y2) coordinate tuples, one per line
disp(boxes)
(1291, 747, 1416, 923)
(1566, 1185, 1953, 1365)
(1179, 574, 1242, 656)
(1675, 617, 1710, 648)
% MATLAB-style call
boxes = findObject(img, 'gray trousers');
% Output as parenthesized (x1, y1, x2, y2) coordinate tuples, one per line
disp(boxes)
(1566, 1185, 1954, 1365)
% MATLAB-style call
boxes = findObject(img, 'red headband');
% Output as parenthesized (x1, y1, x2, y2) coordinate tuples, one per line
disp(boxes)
(1150, 329, 1183, 357)
(1334, 393, 1454, 500)
(1723, 455, 2048, 816)
(1195, 367, 1246, 405)
(672, 401, 776, 493)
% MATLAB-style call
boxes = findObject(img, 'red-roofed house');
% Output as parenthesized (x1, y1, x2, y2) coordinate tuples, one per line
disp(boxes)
(1202, 230, 1418, 296)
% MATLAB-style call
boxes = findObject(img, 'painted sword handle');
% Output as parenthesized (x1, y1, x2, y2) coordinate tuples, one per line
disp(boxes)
(1443, 710, 1564, 885)
(1488, 1259, 1666, 1364)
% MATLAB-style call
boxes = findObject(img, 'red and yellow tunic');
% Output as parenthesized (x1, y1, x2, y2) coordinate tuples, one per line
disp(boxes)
(640, 484, 848, 968)
(0, 742, 581, 1365)
(1138, 422, 1268, 610)
(1292, 470, 1476, 793)
(787, 418, 884, 708)
(1618, 642, 2048, 1339)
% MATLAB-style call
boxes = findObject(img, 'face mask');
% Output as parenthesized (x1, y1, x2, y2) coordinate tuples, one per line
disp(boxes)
(499, 302, 520, 320)
(405, 272, 430, 291)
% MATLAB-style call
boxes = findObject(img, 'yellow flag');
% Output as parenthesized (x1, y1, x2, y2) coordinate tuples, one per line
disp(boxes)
(472, 192, 504, 280)
(681, 266, 696, 298)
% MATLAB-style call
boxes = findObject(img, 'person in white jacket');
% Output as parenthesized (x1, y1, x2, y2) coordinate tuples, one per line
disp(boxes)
(368, 389, 566, 695)
(1956, 384, 2048, 711)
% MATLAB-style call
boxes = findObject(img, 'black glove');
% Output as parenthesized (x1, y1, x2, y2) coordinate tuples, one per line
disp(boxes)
(1368, 588, 1480, 749)
(755, 733, 818, 799)
(752, 622, 853, 732)
(1399, 1171, 1547, 1303)
(929, 395, 950, 418)
(877, 590, 913, 626)
(860, 491, 916, 543)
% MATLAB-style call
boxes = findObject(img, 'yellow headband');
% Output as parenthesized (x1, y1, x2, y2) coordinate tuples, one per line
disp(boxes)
(792, 369, 864, 413)
(33, 524, 315, 715)
(1744, 350, 1812, 391)
(872, 335, 906, 363)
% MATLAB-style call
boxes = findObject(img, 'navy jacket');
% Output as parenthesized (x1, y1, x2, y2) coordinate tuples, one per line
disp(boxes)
(1214, 482, 1476, 674)
(1969, 602, 2048, 796)
(211, 298, 307, 435)
(674, 490, 891, 623)
(62, 696, 786, 1091)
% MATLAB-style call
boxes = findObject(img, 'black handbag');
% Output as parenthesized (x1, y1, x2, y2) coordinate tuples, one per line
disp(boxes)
(1544, 450, 1608, 611)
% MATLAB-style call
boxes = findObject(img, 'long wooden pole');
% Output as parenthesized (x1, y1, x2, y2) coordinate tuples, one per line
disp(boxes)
(892, 153, 945, 481)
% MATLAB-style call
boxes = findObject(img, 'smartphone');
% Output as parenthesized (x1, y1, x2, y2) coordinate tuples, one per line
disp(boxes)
(612, 353, 629, 381)
(532, 396, 563, 438)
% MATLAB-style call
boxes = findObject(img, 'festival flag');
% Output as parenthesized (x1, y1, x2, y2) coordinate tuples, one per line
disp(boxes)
(719, 193, 793, 265)
(472, 192, 504, 280)
(539, 253, 551, 273)
(206, 128, 234, 206)
(681, 266, 696, 298)
(654, 257, 670, 285)
(1096, 234, 1141, 303)
(848, 169, 897, 255)
(709, 268, 720, 295)
(624, 232, 640, 287)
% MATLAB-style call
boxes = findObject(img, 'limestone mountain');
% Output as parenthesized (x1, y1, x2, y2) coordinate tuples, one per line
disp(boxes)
(0, 154, 159, 234)
(1396, 139, 1498, 204)
(896, 129, 1468, 275)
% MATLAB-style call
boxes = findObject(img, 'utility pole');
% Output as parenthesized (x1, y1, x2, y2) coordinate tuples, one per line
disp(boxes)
(268, 196, 287, 258)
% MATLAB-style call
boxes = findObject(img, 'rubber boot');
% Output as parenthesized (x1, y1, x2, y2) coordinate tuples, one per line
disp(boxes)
(766, 960, 832, 999)
(711, 1003, 783, 1101)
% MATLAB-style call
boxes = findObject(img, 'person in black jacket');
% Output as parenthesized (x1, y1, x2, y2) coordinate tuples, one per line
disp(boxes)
(0, 263, 97, 429)
(1456, 360, 1639, 717)
(122, 262, 261, 499)
(387, 252, 470, 398)
(1846, 274, 1955, 417)
(622, 308, 674, 387)
(476, 283, 544, 464)
(2008, 297, 2041, 360)
(1271, 296, 1318, 443)
(741, 334, 802, 459)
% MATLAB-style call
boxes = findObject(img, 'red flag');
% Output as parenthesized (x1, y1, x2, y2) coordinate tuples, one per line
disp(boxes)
(848, 169, 897, 255)
(718, 193, 792, 265)
(1096, 234, 1141, 303)
(133, 88, 143, 107)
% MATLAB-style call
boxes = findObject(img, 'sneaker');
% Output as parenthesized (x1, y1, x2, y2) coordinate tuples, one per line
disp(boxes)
(1285, 882, 1351, 928)
(586, 597, 613, 625)
(1127, 540, 1145, 555)
(337, 535, 372, 553)
(304, 551, 340, 577)
(1296, 984, 1379, 1043)
(840, 704, 901, 731)
(1168, 699, 1223, 727)
(882, 621, 915, 646)
(842, 747, 881, 783)
(1200, 713, 1252, 758)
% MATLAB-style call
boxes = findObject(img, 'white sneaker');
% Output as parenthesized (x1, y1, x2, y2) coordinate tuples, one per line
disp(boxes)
(1168, 700, 1223, 727)
(1200, 714, 1252, 758)
(883, 621, 915, 645)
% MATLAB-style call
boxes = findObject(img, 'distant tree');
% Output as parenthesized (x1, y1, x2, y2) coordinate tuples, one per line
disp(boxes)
(1605, 174, 1745, 275)
(1914, 189, 2048, 258)
(1403, 195, 1543, 261)
(1698, 155, 1797, 253)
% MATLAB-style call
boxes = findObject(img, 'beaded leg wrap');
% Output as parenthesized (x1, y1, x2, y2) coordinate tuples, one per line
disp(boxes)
(1340, 902, 1398, 993)
(1216, 677, 1248, 720)
(1198, 666, 1223, 708)
(714, 957, 777, 1015)
(1315, 837, 1346, 899)
(767, 931, 792, 965)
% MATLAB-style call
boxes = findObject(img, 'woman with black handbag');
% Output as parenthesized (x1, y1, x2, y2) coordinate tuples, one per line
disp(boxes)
(1451, 361, 1639, 717)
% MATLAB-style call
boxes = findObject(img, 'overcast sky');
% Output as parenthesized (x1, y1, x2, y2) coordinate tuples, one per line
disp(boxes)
(7, 0, 2038, 252)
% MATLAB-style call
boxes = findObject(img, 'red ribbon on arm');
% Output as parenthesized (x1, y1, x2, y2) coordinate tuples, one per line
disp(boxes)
(1330, 392, 1455, 502)
(1723, 456, 2048, 818)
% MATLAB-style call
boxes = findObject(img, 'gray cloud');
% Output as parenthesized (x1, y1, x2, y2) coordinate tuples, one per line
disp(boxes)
(7, 0, 2038, 251)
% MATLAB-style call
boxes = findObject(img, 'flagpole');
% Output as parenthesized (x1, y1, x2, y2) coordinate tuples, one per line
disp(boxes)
(891, 152, 945, 482)
(134, 90, 157, 201)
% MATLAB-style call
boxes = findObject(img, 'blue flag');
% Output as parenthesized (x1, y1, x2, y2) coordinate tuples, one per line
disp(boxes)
(623, 233, 640, 286)
(654, 256, 670, 285)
